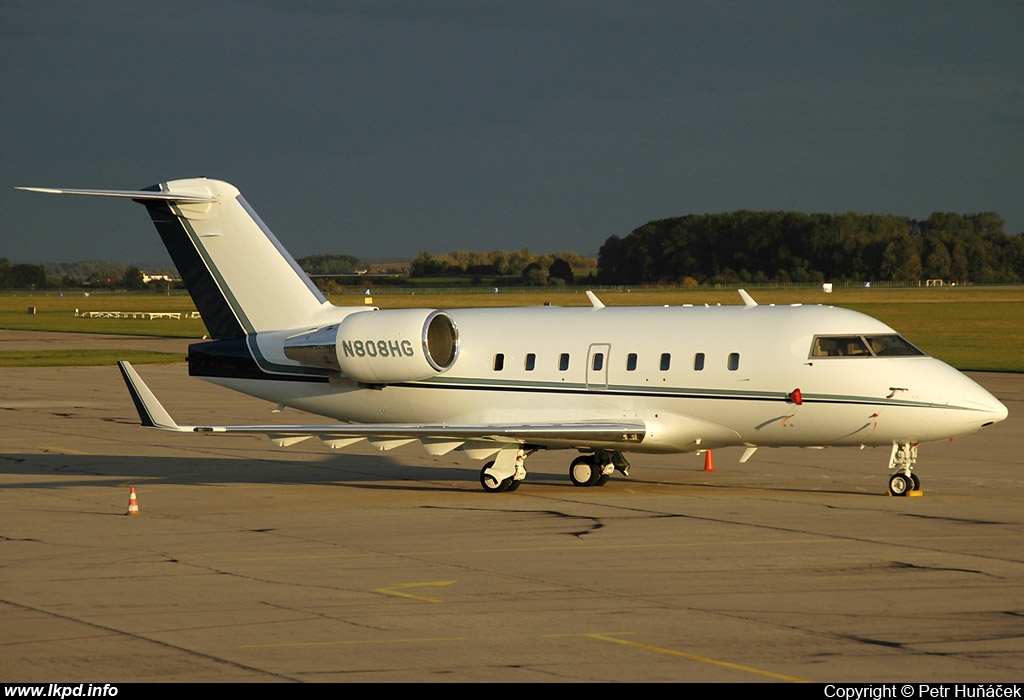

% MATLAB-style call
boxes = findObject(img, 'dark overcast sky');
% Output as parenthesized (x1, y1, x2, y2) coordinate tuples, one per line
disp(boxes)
(3, 1, 1022, 265)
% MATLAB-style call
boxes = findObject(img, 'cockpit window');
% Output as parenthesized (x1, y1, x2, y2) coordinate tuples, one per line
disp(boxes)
(864, 335, 926, 356)
(811, 336, 871, 357)
(810, 334, 927, 358)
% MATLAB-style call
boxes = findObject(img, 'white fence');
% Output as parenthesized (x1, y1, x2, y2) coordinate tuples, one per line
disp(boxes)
(74, 310, 201, 320)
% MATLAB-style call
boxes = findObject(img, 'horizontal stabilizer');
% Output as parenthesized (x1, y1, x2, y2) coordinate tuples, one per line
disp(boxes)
(16, 186, 216, 203)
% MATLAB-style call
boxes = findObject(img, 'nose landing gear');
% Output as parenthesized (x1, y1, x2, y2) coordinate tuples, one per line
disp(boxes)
(888, 442, 922, 497)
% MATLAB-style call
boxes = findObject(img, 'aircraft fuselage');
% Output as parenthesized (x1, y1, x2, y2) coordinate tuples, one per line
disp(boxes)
(199, 303, 1006, 455)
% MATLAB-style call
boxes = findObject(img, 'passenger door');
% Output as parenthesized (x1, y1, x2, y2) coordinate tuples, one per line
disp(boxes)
(586, 343, 611, 390)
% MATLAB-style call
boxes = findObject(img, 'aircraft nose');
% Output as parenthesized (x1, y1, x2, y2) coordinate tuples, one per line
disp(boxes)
(959, 379, 1008, 427)
(981, 395, 1009, 426)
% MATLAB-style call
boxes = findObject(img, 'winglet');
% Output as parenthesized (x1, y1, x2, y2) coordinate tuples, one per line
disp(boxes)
(117, 361, 183, 430)
(738, 289, 758, 307)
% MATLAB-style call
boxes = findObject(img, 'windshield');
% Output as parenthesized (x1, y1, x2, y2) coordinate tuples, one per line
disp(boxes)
(810, 334, 926, 358)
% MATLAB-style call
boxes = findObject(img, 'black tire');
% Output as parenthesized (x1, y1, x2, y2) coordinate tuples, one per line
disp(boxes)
(889, 473, 912, 497)
(569, 456, 600, 487)
(480, 462, 510, 493)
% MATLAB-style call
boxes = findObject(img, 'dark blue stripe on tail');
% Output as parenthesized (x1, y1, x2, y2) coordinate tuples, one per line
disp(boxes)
(141, 200, 244, 339)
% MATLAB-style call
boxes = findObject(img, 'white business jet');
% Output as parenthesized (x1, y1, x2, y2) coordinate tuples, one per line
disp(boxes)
(19, 178, 1008, 495)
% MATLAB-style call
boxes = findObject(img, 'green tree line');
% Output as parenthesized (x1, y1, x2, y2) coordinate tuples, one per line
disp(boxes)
(597, 211, 1024, 285)
(295, 253, 363, 275)
(6, 210, 1022, 290)
(0, 259, 156, 290)
(410, 249, 597, 285)
(0, 255, 369, 290)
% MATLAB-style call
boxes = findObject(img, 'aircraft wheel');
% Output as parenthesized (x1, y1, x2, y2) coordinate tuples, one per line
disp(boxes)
(595, 473, 610, 486)
(569, 456, 600, 487)
(910, 474, 920, 491)
(480, 462, 511, 493)
(889, 473, 912, 497)
(506, 478, 522, 492)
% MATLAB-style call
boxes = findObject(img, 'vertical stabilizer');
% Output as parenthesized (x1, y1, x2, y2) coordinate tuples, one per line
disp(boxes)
(141, 178, 326, 338)
(19, 178, 328, 339)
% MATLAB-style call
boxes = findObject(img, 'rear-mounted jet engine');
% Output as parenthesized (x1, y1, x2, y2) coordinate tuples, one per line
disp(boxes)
(283, 308, 459, 384)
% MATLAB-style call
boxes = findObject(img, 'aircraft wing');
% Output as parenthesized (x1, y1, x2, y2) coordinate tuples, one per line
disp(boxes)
(118, 362, 646, 455)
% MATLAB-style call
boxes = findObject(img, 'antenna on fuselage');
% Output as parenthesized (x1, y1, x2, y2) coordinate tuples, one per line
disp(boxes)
(738, 289, 758, 307)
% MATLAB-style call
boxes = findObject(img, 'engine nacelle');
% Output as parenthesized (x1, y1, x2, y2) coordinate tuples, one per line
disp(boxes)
(283, 309, 459, 384)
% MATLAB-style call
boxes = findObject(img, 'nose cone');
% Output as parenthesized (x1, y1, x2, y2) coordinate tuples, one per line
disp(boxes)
(975, 390, 1009, 426)
(899, 361, 1009, 441)
(954, 373, 1008, 431)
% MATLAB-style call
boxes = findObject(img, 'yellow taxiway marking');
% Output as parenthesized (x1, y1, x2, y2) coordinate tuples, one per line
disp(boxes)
(374, 580, 456, 603)
(556, 632, 810, 683)
(241, 636, 467, 649)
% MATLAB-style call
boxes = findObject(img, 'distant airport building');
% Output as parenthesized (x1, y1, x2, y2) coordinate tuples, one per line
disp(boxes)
(142, 273, 177, 284)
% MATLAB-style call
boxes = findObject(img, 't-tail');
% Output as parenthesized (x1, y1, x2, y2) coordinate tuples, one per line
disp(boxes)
(18, 178, 331, 339)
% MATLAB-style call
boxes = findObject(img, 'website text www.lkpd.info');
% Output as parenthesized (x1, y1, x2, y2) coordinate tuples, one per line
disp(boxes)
(5, 686, 117, 698)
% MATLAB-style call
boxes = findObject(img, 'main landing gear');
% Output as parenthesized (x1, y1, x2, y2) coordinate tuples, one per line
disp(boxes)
(887, 442, 921, 497)
(478, 448, 631, 492)
(480, 448, 528, 493)
(569, 450, 629, 488)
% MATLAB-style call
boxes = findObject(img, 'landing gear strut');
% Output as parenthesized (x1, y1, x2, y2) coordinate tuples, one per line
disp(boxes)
(887, 442, 920, 496)
(568, 450, 629, 487)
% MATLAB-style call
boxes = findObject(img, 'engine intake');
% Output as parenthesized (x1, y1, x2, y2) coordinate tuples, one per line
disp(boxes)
(283, 309, 459, 384)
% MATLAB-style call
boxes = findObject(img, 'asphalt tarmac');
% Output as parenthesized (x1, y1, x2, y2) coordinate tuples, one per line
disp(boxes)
(2, 331, 1022, 682)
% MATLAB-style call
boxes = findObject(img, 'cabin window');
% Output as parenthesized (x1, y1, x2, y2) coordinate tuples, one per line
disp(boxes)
(592, 353, 604, 371)
(660, 353, 671, 371)
(727, 353, 740, 371)
(492, 353, 504, 371)
(559, 353, 570, 371)
(626, 353, 637, 371)
(693, 353, 705, 371)
(525, 353, 536, 371)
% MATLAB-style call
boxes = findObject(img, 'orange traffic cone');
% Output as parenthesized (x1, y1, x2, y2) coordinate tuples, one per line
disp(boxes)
(126, 487, 140, 516)
(703, 450, 715, 472)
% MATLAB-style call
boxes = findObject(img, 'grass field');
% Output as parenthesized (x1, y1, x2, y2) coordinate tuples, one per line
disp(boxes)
(2, 286, 1021, 371)
(0, 349, 184, 367)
